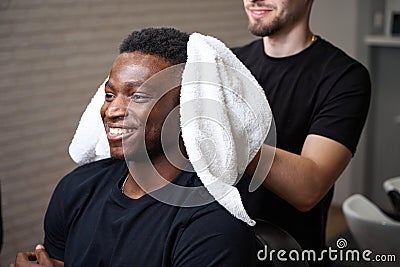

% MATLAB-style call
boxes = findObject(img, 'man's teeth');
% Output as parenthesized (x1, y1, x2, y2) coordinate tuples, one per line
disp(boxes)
(253, 10, 266, 14)
(109, 128, 133, 135)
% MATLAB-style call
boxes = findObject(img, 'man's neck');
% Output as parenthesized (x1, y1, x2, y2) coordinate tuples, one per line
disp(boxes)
(123, 159, 181, 199)
(262, 26, 315, 58)
(123, 148, 189, 199)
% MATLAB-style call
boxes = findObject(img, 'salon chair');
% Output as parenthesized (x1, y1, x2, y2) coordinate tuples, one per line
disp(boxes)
(342, 194, 400, 267)
(254, 219, 309, 267)
(383, 176, 400, 217)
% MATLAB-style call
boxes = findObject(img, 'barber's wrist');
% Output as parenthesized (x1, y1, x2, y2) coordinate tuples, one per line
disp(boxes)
(245, 148, 261, 176)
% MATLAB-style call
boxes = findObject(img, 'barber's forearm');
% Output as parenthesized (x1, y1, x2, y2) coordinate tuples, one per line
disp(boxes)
(247, 147, 328, 211)
(263, 147, 332, 211)
(246, 136, 351, 211)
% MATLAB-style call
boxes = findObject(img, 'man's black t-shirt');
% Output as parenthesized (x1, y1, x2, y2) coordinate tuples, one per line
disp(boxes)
(44, 158, 257, 266)
(233, 38, 370, 253)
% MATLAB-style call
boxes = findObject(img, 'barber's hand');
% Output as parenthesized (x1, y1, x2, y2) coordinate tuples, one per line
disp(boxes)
(9, 244, 56, 267)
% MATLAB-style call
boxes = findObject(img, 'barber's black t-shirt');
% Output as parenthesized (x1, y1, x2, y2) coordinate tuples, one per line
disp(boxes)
(44, 158, 256, 267)
(232, 38, 370, 254)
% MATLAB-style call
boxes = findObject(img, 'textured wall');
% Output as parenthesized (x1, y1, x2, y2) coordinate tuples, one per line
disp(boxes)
(0, 0, 253, 265)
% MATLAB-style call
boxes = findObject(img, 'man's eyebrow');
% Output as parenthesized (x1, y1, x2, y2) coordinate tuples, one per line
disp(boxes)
(105, 80, 145, 90)
(125, 81, 144, 88)
(105, 80, 114, 89)
(127, 81, 157, 93)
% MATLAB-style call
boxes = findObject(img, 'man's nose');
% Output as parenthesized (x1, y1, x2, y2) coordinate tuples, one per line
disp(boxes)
(106, 96, 129, 119)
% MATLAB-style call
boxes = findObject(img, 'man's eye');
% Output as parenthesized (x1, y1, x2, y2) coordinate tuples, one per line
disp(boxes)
(105, 93, 115, 101)
(131, 94, 150, 102)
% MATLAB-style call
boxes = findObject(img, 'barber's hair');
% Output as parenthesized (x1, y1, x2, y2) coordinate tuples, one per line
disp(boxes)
(119, 27, 189, 65)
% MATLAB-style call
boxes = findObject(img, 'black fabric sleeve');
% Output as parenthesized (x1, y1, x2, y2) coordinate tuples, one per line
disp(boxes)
(172, 207, 257, 267)
(309, 62, 371, 155)
(43, 180, 67, 262)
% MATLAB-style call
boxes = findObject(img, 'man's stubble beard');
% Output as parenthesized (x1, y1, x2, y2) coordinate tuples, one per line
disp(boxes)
(248, 17, 282, 37)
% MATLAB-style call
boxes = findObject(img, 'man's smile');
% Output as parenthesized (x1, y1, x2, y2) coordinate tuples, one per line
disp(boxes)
(248, 8, 273, 20)
(105, 124, 137, 140)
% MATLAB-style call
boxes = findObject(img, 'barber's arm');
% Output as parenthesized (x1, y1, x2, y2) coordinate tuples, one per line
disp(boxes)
(247, 135, 351, 212)
(246, 61, 370, 212)
(8, 244, 64, 267)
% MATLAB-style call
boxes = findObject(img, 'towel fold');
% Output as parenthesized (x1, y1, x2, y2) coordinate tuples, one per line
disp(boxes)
(69, 78, 109, 165)
(180, 33, 272, 226)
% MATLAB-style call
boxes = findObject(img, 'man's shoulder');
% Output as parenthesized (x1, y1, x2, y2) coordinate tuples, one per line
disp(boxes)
(178, 200, 255, 245)
(231, 39, 263, 60)
(172, 174, 253, 234)
(205, 204, 252, 230)
(315, 38, 368, 70)
(57, 158, 126, 191)
(170, 173, 255, 241)
(172, 202, 257, 266)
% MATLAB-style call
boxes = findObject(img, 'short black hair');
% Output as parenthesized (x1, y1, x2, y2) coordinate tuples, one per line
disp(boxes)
(119, 27, 189, 65)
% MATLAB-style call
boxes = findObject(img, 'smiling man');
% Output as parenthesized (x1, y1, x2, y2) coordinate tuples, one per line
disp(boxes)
(9, 28, 256, 267)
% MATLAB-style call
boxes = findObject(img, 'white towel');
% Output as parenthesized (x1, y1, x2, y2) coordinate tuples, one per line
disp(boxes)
(69, 78, 110, 165)
(180, 33, 271, 226)
(68, 33, 272, 226)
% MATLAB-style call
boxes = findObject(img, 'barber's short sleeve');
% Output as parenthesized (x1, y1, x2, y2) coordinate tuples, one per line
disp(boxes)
(309, 62, 371, 155)
(43, 180, 67, 262)
(172, 206, 257, 267)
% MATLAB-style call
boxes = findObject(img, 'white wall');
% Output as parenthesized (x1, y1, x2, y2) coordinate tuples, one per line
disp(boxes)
(311, 0, 359, 58)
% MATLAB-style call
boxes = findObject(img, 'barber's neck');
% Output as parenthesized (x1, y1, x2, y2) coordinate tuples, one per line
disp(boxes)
(262, 25, 314, 58)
